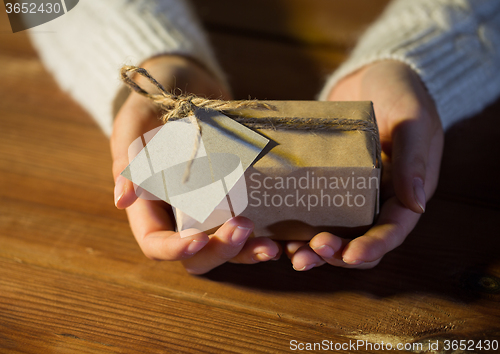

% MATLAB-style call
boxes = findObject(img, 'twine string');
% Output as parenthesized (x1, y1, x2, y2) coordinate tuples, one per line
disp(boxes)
(120, 66, 273, 122)
(120, 66, 382, 182)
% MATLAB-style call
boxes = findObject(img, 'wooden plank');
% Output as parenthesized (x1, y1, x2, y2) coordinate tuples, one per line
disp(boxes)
(192, 0, 390, 47)
(191, 0, 390, 100)
(207, 32, 345, 100)
(1, 190, 499, 344)
(1, 258, 394, 354)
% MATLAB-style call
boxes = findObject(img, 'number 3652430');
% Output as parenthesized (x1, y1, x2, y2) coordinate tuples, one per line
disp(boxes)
(5, 2, 62, 14)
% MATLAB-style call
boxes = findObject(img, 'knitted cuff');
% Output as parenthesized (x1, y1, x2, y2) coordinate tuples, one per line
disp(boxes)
(318, 0, 500, 130)
(29, 0, 225, 136)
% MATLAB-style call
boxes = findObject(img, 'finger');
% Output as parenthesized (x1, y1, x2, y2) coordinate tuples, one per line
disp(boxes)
(290, 244, 326, 271)
(390, 116, 429, 213)
(286, 234, 383, 270)
(390, 112, 443, 214)
(341, 196, 420, 264)
(425, 131, 444, 197)
(126, 198, 209, 261)
(111, 94, 162, 209)
(230, 237, 281, 264)
(309, 232, 381, 269)
(284, 241, 307, 259)
(181, 217, 254, 274)
(309, 232, 348, 267)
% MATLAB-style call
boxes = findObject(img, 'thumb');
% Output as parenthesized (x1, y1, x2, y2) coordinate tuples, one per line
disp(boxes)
(112, 145, 139, 210)
(390, 117, 432, 214)
(111, 94, 162, 209)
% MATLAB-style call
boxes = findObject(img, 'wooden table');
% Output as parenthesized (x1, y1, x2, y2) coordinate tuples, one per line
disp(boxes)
(1, 1, 500, 352)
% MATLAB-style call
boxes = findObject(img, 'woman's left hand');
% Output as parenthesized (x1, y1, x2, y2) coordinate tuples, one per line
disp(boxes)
(287, 60, 444, 271)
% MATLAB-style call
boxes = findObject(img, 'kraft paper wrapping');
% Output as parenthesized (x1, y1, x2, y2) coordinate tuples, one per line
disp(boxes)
(176, 101, 381, 241)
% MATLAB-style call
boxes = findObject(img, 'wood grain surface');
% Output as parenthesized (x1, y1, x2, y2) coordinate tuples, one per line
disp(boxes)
(1, 1, 500, 353)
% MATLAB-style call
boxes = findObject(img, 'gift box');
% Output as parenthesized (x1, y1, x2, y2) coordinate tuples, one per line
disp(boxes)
(119, 67, 381, 241)
(123, 101, 381, 242)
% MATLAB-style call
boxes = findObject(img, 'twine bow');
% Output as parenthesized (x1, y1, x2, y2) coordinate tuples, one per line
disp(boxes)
(120, 65, 273, 122)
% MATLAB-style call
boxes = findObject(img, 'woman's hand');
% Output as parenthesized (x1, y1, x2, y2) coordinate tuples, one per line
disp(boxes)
(288, 60, 444, 270)
(111, 55, 280, 274)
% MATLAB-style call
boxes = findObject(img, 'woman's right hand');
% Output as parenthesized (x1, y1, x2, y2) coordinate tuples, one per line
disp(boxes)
(110, 55, 281, 274)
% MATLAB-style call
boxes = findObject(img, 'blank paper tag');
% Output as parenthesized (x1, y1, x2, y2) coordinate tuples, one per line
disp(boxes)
(121, 108, 269, 224)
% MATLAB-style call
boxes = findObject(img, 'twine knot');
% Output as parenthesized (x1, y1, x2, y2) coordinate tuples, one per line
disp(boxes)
(120, 65, 273, 123)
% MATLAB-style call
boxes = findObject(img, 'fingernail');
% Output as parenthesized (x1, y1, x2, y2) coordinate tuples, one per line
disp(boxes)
(342, 258, 363, 265)
(253, 253, 274, 262)
(186, 240, 207, 255)
(311, 245, 334, 258)
(231, 226, 251, 245)
(293, 263, 316, 271)
(413, 178, 426, 213)
(114, 175, 126, 206)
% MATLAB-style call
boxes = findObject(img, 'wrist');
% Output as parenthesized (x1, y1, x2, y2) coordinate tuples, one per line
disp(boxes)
(328, 60, 415, 98)
(137, 55, 231, 99)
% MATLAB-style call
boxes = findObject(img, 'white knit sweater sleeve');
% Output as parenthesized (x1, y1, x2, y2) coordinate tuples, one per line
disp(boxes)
(28, 0, 225, 137)
(318, 0, 500, 130)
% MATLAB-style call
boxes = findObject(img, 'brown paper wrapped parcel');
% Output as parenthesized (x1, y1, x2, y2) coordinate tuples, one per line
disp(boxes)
(171, 101, 381, 241)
